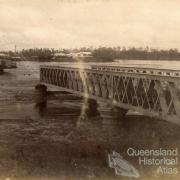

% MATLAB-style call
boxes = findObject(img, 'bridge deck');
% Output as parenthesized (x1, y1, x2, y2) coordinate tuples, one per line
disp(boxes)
(40, 65, 180, 125)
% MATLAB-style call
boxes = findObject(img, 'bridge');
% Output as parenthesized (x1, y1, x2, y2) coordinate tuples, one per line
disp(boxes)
(39, 65, 180, 125)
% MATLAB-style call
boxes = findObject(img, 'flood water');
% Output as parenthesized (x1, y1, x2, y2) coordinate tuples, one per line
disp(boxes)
(0, 61, 180, 180)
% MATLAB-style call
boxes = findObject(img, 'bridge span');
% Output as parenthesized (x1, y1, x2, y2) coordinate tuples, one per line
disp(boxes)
(39, 65, 180, 125)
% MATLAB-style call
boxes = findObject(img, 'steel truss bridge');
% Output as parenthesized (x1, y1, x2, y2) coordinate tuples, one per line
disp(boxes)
(40, 65, 180, 125)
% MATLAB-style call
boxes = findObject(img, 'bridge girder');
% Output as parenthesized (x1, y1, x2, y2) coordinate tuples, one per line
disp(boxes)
(40, 66, 180, 125)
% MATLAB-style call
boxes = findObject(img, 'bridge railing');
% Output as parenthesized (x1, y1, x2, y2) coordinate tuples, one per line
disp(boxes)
(91, 65, 180, 77)
(40, 65, 180, 125)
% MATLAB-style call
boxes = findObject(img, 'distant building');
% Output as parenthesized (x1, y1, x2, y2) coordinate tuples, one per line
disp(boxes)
(11, 56, 21, 61)
(0, 53, 17, 68)
(53, 52, 72, 58)
(30, 56, 39, 60)
(0, 53, 9, 59)
(71, 51, 92, 58)
(0, 53, 21, 61)
(51, 51, 92, 60)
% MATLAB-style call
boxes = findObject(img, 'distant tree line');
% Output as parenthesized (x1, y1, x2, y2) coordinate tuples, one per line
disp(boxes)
(92, 47, 180, 61)
(1, 48, 54, 61)
(20, 48, 53, 60)
(2, 46, 180, 61)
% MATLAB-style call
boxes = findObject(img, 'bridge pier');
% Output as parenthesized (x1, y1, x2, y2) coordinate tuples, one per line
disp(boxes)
(79, 98, 128, 120)
(0, 67, 4, 74)
(98, 103, 128, 120)
(35, 84, 48, 115)
(111, 106, 128, 118)
(36, 83, 129, 121)
(79, 98, 100, 120)
(97, 103, 129, 132)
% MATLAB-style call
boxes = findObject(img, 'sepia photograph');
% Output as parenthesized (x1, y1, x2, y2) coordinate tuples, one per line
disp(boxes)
(0, 0, 180, 179)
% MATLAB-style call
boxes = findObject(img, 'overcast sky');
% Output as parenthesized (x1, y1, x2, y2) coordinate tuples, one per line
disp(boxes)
(0, 0, 180, 50)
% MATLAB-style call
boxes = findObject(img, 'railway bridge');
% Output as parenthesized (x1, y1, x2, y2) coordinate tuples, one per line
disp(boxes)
(39, 65, 180, 125)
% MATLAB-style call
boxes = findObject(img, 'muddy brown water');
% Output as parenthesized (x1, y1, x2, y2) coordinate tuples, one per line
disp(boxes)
(0, 61, 180, 180)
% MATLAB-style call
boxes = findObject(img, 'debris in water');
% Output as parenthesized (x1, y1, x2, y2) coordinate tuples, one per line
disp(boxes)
(108, 151, 140, 178)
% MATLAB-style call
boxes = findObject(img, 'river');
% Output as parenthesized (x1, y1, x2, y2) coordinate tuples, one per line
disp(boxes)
(0, 61, 180, 180)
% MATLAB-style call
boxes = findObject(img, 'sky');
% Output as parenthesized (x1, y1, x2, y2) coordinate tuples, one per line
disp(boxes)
(0, 0, 180, 51)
